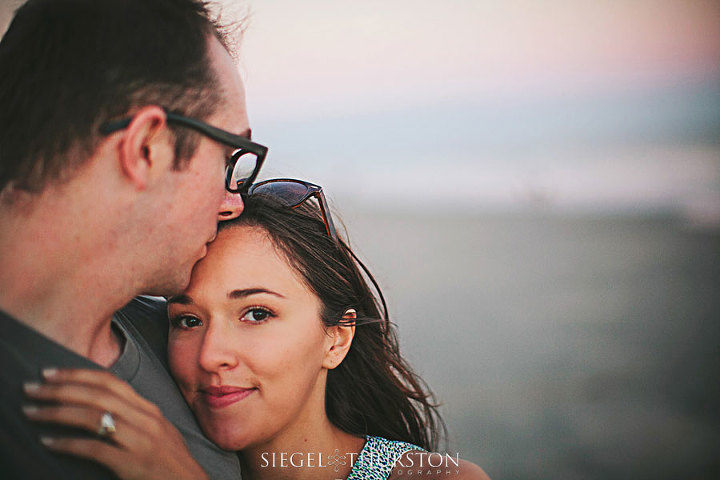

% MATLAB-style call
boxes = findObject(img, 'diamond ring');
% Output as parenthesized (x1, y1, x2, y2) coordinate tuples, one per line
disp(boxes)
(97, 411, 116, 437)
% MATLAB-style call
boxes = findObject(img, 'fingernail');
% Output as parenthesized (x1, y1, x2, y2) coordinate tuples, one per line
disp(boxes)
(40, 437, 55, 446)
(23, 383, 41, 393)
(22, 405, 39, 415)
(41, 368, 59, 379)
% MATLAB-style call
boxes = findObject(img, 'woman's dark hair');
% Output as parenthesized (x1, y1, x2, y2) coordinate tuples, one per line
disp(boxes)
(219, 193, 446, 450)
(0, 0, 234, 193)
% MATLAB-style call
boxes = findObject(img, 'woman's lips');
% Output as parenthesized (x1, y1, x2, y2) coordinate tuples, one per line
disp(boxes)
(201, 386, 255, 409)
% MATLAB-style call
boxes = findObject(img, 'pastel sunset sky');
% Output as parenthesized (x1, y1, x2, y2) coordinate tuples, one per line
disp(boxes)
(231, 0, 720, 222)
(2, 0, 718, 220)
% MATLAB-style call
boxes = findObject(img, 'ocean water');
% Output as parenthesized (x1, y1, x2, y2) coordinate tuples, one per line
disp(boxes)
(339, 208, 720, 479)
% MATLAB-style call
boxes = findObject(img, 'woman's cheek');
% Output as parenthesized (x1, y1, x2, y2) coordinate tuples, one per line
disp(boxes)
(168, 337, 197, 386)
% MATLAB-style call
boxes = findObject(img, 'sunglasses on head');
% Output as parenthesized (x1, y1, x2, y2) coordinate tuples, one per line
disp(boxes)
(244, 178, 337, 240)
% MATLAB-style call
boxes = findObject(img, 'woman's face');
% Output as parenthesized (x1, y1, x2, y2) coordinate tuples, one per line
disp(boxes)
(167, 225, 335, 450)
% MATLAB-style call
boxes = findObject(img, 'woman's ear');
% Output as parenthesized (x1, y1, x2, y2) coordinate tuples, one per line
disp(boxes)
(322, 309, 356, 369)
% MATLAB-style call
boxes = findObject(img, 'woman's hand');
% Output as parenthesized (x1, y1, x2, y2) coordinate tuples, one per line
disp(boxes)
(23, 368, 208, 480)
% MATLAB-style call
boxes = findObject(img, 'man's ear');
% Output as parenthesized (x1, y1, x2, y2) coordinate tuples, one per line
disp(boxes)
(322, 309, 357, 370)
(117, 105, 172, 190)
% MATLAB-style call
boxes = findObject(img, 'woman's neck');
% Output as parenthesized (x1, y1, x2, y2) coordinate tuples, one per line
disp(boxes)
(239, 418, 366, 480)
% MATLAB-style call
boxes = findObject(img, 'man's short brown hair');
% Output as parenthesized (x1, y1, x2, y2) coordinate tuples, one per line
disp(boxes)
(0, 0, 234, 193)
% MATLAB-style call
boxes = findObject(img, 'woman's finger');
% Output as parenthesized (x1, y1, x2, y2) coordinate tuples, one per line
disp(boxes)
(40, 437, 134, 476)
(22, 385, 163, 451)
(40, 368, 158, 415)
(24, 369, 209, 479)
(23, 404, 114, 437)
(42, 435, 207, 480)
(23, 381, 156, 425)
(23, 404, 155, 451)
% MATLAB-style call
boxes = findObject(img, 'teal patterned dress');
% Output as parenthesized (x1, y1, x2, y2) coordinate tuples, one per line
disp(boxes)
(345, 435, 424, 480)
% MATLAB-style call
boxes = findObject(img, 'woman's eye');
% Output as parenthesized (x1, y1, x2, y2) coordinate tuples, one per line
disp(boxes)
(171, 315, 203, 329)
(240, 308, 272, 323)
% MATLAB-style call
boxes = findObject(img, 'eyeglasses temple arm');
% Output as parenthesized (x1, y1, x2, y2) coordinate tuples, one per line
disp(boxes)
(99, 118, 131, 135)
(315, 192, 338, 241)
(165, 112, 268, 156)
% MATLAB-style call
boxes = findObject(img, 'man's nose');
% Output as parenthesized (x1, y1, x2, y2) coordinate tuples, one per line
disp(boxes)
(218, 190, 244, 221)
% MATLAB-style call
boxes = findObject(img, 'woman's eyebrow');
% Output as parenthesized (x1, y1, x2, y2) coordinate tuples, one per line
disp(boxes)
(228, 288, 285, 299)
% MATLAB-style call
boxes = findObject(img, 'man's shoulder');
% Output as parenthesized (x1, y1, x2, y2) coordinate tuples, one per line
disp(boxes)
(119, 295, 167, 318)
(0, 314, 117, 479)
(115, 295, 169, 360)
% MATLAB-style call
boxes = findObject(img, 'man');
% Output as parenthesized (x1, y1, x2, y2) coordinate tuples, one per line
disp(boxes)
(0, 0, 266, 478)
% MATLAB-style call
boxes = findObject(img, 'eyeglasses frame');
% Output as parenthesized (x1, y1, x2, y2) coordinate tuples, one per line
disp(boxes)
(99, 108, 268, 194)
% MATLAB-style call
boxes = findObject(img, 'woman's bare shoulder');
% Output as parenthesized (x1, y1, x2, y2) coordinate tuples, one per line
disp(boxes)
(389, 451, 490, 480)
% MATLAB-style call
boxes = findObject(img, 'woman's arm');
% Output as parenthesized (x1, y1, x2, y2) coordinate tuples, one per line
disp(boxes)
(23, 368, 208, 480)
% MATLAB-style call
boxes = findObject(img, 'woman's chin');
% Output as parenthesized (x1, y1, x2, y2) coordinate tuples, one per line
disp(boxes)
(204, 424, 255, 452)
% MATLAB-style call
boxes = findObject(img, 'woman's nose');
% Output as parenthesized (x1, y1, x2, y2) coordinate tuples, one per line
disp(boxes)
(217, 190, 243, 221)
(197, 321, 239, 372)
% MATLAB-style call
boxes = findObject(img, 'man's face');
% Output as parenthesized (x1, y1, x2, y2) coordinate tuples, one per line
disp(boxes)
(149, 37, 251, 295)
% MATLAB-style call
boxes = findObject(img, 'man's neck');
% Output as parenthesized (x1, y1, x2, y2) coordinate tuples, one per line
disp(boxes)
(0, 276, 127, 368)
(0, 192, 133, 368)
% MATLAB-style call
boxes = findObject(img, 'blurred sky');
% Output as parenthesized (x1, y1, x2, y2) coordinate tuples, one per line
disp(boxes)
(2, 0, 719, 221)
(227, 0, 720, 223)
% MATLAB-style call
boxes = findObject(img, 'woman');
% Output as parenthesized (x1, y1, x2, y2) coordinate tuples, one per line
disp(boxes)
(24, 179, 489, 479)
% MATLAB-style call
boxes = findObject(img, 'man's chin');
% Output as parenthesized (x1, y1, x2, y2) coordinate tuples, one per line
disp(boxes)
(142, 271, 193, 298)
(141, 247, 209, 298)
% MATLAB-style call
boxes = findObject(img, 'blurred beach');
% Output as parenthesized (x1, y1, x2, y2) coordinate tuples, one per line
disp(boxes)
(340, 208, 720, 479)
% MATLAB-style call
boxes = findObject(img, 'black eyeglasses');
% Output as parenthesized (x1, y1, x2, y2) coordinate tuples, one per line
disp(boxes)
(99, 108, 268, 194)
(246, 179, 337, 240)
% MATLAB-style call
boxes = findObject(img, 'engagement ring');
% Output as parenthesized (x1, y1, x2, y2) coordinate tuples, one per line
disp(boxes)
(97, 411, 116, 437)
